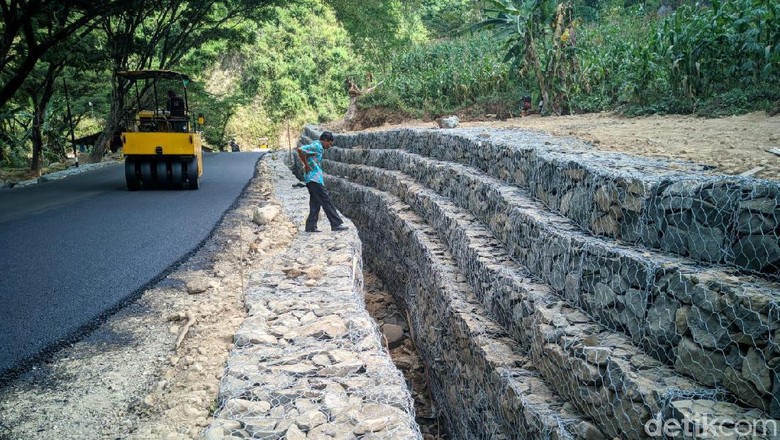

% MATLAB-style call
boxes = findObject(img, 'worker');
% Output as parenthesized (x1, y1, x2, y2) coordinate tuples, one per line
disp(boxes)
(297, 131, 348, 232)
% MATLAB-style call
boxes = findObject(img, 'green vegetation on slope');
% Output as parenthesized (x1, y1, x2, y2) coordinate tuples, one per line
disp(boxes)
(364, 0, 780, 118)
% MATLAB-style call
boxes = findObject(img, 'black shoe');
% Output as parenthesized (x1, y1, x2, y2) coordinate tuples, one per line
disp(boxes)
(305, 229, 322, 233)
(332, 225, 349, 232)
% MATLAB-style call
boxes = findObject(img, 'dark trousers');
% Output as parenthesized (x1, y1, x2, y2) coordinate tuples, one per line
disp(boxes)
(306, 182, 343, 231)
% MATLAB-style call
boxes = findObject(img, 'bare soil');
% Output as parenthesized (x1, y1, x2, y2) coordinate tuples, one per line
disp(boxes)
(351, 111, 780, 180)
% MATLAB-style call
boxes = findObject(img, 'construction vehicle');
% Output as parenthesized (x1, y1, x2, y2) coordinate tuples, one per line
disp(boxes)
(118, 70, 204, 190)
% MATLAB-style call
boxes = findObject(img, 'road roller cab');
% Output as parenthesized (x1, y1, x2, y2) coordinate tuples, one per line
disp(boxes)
(118, 70, 203, 190)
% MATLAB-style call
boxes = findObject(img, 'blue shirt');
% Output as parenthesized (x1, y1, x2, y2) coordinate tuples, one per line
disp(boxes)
(301, 140, 324, 185)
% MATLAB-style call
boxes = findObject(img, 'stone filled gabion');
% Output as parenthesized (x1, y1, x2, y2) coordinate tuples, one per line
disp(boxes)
(305, 125, 780, 276)
(203, 157, 420, 440)
(294, 125, 780, 439)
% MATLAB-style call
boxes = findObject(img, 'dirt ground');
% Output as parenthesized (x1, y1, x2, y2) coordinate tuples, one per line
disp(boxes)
(354, 111, 780, 180)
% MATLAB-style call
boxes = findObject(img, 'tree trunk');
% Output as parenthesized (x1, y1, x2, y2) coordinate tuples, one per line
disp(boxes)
(527, 30, 550, 115)
(90, 84, 124, 162)
(30, 108, 44, 174)
(345, 96, 359, 130)
(29, 61, 62, 172)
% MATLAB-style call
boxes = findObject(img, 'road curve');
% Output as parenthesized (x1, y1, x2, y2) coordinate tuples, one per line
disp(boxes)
(0, 152, 263, 379)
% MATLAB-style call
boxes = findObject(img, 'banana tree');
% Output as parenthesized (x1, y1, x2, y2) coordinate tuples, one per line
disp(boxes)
(473, 0, 571, 115)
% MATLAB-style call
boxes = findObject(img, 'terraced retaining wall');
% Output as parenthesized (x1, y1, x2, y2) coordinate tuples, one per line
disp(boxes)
(296, 126, 780, 439)
(205, 158, 420, 440)
(316, 127, 780, 276)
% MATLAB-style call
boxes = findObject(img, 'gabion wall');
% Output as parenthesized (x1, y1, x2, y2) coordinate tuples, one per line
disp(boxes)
(296, 126, 780, 439)
(204, 157, 420, 440)
(308, 126, 780, 276)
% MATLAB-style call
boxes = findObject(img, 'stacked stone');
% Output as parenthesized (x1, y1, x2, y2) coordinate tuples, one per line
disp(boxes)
(321, 145, 780, 419)
(297, 125, 780, 438)
(324, 159, 776, 439)
(328, 176, 606, 440)
(305, 126, 779, 276)
(204, 157, 420, 440)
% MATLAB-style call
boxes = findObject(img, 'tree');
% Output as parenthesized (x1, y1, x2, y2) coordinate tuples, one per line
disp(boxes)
(89, 0, 276, 161)
(22, 58, 64, 172)
(474, 0, 575, 114)
(0, 0, 123, 108)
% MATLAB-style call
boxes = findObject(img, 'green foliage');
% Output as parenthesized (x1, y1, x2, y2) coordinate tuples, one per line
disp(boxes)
(420, 0, 485, 37)
(248, 1, 357, 120)
(473, 0, 578, 115)
(327, 0, 428, 62)
(361, 33, 523, 116)
(3, 0, 779, 173)
(192, 0, 360, 148)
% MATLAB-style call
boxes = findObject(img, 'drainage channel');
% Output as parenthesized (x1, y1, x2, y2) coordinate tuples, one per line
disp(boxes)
(363, 270, 450, 440)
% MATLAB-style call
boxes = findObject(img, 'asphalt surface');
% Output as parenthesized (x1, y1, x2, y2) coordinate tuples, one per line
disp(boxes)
(0, 152, 263, 379)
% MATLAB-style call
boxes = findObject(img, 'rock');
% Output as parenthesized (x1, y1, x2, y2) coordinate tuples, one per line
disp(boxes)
(667, 399, 778, 438)
(685, 225, 725, 263)
(593, 282, 617, 308)
(186, 278, 214, 294)
(222, 398, 272, 417)
(675, 305, 690, 336)
(323, 392, 350, 415)
(594, 184, 618, 212)
(318, 361, 365, 377)
(574, 420, 606, 440)
(742, 347, 772, 394)
(286, 424, 306, 440)
(733, 234, 780, 273)
(644, 294, 681, 358)
(690, 284, 723, 313)
(353, 416, 390, 435)
(736, 211, 777, 234)
(660, 225, 687, 254)
(297, 315, 348, 340)
(739, 198, 779, 215)
(275, 363, 318, 376)
(312, 354, 332, 366)
(436, 116, 459, 129)
(381, 323, 405, 348)
(579, 346, 612, 366)
(234, 329, 277, 346)
(308, 422, 356, 440)
(591, 213, 620, 237)
(687, 306, 731, 350)
(202, 427, 226, 440)
(296, 409, 327, 430)
(243, 416, 283, 438)
(252, 205, 281, 225)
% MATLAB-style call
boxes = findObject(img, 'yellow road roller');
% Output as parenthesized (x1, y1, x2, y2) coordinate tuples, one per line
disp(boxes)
(118, 70, 203, 190)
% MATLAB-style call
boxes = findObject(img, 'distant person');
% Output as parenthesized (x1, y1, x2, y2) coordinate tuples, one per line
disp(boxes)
(521, 96, 532, 116)
(166, 90, 184, 116)
(296, 131, 347, 232)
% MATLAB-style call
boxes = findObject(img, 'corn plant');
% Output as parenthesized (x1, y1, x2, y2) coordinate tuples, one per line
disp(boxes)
(362, 33, 517, 116)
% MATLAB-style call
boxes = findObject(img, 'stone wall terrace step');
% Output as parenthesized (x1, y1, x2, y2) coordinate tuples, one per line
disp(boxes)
(320, 147, 780, 417)
(324, 162, 780, 439)
(323, 175, 606, 440)
(206, 158, 420, 440)
(304, 125, 780, 276)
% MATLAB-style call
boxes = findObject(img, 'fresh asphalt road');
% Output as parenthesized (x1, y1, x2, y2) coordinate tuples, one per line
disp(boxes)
(0, 152, 263, 379)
